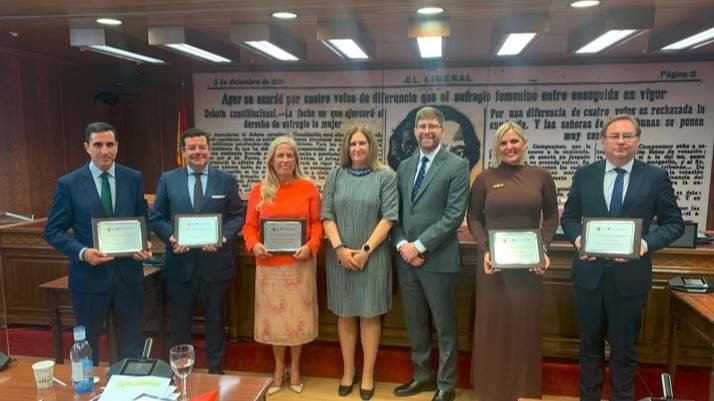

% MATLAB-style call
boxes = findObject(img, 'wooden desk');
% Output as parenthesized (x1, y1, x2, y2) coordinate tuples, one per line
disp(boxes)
(667, 290, 714, 401)
(0, 360, 272, 401)
(39, 267, 167, 365)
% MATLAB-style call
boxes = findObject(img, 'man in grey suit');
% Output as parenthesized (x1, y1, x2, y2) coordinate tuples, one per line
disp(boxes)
(150, 128, 245, 374)
(392, 107, 470, 401)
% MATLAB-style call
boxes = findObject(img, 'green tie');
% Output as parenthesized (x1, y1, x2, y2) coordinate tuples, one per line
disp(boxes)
(100, 171, 113, 216)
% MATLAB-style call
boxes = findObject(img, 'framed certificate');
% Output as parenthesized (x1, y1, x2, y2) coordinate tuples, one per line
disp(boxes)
(174, 214, 223, 248)
(91, 217, 147, 257)
(581, 218, 643, 260)
(260, 218, 306, 253)
(488, 229, 545, 269)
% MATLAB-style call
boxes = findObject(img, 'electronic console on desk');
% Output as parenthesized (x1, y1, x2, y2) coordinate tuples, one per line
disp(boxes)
(107, 338, 173, 379)
(668, 276, 714, 294)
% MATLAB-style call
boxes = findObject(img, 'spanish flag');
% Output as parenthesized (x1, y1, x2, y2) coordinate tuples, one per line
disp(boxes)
(176, 86, 188, 166)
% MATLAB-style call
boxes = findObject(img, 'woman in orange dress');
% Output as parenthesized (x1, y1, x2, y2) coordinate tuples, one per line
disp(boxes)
(243, 136, 322, 396)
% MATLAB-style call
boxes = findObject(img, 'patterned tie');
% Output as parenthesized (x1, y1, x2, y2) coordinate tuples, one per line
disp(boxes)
(100, 171, 113, 216)
(193, 172, 204, 212)
(610, 168, 626, 216)
(411, 156, 429, 201)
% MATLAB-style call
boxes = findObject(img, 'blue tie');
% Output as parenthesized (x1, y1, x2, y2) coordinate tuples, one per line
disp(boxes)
(412, 156, 429, 201)
(610, 168, 626, 216)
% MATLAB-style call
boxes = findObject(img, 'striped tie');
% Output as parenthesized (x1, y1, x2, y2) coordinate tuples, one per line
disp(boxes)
(411, 156, 429, 201)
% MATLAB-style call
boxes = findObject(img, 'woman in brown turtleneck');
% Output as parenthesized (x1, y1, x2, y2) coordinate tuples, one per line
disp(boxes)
(467, 121, 559, 401)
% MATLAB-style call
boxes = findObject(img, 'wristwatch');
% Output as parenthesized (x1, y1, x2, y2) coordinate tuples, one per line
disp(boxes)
(334, 243, 345, 250)
(362, 244, 371, 252)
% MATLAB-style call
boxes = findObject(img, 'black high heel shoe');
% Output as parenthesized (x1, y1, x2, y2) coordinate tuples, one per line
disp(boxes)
(338, 371, 357, 396)
(360, 386, 375, 400)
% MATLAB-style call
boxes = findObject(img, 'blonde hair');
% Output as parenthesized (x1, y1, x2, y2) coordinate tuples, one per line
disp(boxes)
(338, 125, 385, 170)
(259, 136, 306, 209)
(492, 121, 528, 167)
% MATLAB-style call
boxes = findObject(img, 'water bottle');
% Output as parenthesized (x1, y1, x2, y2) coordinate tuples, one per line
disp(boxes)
(70, 325, 93, 394)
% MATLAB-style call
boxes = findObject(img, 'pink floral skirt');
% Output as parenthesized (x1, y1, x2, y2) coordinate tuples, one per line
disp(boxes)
(254, 258, 318, 346)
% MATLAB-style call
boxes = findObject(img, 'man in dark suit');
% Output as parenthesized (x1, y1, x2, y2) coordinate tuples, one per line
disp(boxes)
(561, 115, 684, 401)
(44, 121, 152, 364)
(392, 107, 470, 401)
(150, 128, 244, 374)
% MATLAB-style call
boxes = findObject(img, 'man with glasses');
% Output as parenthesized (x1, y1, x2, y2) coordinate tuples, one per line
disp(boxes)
(561, 115, 684, 401)
(392, 107, 469, 401)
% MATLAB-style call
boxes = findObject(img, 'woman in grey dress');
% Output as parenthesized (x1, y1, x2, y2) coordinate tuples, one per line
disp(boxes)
(322, 125, 398, 400)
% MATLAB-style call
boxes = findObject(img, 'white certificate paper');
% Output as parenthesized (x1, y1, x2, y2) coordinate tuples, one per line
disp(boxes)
(491, 231, 541, 267)
(583, 220, 636, 255)
(176, 215, 220, 247)
(95, 219, 144, 255)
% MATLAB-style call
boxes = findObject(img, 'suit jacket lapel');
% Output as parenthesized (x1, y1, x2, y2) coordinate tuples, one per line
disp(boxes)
(200, 167, 219, 213)
(114, 165, 131, 216)
(81, 165, 108, 217)
(592, 160, 609, 216)
(412, 147, 445, 204)
(404, 156, 419, 212)
(620, 160, 643, 217)
(177, 168, 193, 212)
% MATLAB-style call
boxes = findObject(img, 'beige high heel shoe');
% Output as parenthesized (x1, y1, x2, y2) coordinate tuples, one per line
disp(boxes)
(289, 380, 304, 393)
(267, 368, 289, 396)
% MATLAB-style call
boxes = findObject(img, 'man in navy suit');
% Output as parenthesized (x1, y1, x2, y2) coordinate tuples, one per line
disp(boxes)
(44, 122, 152, 364)
(561, 115, 684, 401)
(150, 128, 244, 374)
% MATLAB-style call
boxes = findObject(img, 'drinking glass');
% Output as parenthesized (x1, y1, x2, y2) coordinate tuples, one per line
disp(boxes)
(170, 344, 195, 400)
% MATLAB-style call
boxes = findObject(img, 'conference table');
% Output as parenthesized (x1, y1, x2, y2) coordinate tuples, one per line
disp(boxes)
(667, 290, 714, 401)
(0, 360, 272, 401)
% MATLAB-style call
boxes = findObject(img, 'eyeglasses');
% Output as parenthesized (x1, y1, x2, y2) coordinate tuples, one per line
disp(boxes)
(416, 123, 442, 131)
(604, 133, 639, 141)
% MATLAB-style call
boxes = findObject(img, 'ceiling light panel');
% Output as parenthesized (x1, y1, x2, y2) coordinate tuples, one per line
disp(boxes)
(148, 27, 233, 63)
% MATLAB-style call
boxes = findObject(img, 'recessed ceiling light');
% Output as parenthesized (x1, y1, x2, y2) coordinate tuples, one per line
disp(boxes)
(245, 41, 299, 61)
(417, 7, 444, 16)
(323, 39, 369, 60)
(271, 11, 298, 20)
(570, 1, 601, 8)
(416, 36, 442, 58)
(9, 31, 18, 37)
(96, 18, 123, 26)
(661, 27, 714, 51)
(575, 29, 636, 53)
(497, 33, 538, 56)
(88, 45, 164, 64)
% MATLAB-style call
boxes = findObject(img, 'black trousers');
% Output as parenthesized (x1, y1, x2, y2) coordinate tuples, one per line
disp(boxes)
(168, 269, 229, 371)
(574, 266, 648, 401)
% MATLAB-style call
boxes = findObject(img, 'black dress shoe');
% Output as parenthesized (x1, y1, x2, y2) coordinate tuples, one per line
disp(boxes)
(431, 389, 455, 401)
(393, 379, 437, 397)
(208, 367, 224, 375)
(360, 386, 375, 400)
(338, 373, 357, 396)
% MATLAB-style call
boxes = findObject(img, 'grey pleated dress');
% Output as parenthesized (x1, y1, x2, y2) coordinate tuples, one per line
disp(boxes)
(321, 166, 399, 317)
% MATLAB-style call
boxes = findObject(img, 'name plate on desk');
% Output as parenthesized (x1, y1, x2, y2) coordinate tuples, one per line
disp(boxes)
(581, 218, 642, 259)
(91, 217, 147, 257)
(488, 229, 544, 269)
(174, 214, 222, 248)
(261, 218, 306, 252)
